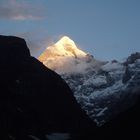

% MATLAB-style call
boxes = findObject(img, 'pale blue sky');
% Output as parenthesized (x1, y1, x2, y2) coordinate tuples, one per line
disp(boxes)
(0, 0, 140, 60)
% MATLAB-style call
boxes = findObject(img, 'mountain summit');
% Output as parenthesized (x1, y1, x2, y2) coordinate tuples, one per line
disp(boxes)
(39, 36, 103, 74)
(39, 36, 87, 60)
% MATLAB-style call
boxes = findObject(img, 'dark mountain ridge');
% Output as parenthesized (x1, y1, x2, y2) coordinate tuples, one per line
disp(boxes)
(0, 35, 97, 140)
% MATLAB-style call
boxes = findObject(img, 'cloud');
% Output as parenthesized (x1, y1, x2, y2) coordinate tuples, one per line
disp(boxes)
(0, 0, 46, 20)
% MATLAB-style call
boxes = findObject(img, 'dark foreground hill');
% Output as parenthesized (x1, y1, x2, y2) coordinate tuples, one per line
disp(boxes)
(0, 35, 98, 140)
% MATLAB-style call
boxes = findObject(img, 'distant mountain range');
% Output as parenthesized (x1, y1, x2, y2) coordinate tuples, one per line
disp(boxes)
(39, 36, 140, 126)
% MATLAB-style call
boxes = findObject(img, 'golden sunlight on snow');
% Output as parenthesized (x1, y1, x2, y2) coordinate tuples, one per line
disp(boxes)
(38, 36, 87, 62)
(38, 36, 100, 74)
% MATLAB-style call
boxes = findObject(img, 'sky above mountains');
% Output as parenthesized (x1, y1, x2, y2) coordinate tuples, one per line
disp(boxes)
(0, 0, 140, 60)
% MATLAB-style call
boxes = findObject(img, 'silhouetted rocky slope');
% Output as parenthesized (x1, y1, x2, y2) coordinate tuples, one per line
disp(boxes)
(0, 35, 97, 140)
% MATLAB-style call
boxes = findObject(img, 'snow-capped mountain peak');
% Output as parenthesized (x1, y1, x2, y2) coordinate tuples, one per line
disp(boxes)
(39, 36, 102, 74)
(54, 36, 87, 57)
(55, 36, 77, 49)
(39, 36, 87, 60)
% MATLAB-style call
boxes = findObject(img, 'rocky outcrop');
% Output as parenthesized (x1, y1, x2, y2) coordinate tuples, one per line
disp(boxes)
(0, 35, 97, 140)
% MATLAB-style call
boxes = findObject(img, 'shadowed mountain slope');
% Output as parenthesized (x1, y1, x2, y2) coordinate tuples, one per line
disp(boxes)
(0, 35, 97, 140)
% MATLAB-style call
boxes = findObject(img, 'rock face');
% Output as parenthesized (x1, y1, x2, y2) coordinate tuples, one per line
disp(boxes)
(0, 35, 97, 140)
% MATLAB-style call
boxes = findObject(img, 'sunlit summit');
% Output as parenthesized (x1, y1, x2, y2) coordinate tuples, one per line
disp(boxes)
(39, 36, 100, 74)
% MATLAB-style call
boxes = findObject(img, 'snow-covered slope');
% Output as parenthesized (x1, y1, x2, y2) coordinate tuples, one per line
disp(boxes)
(39, 36, 140, 126)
